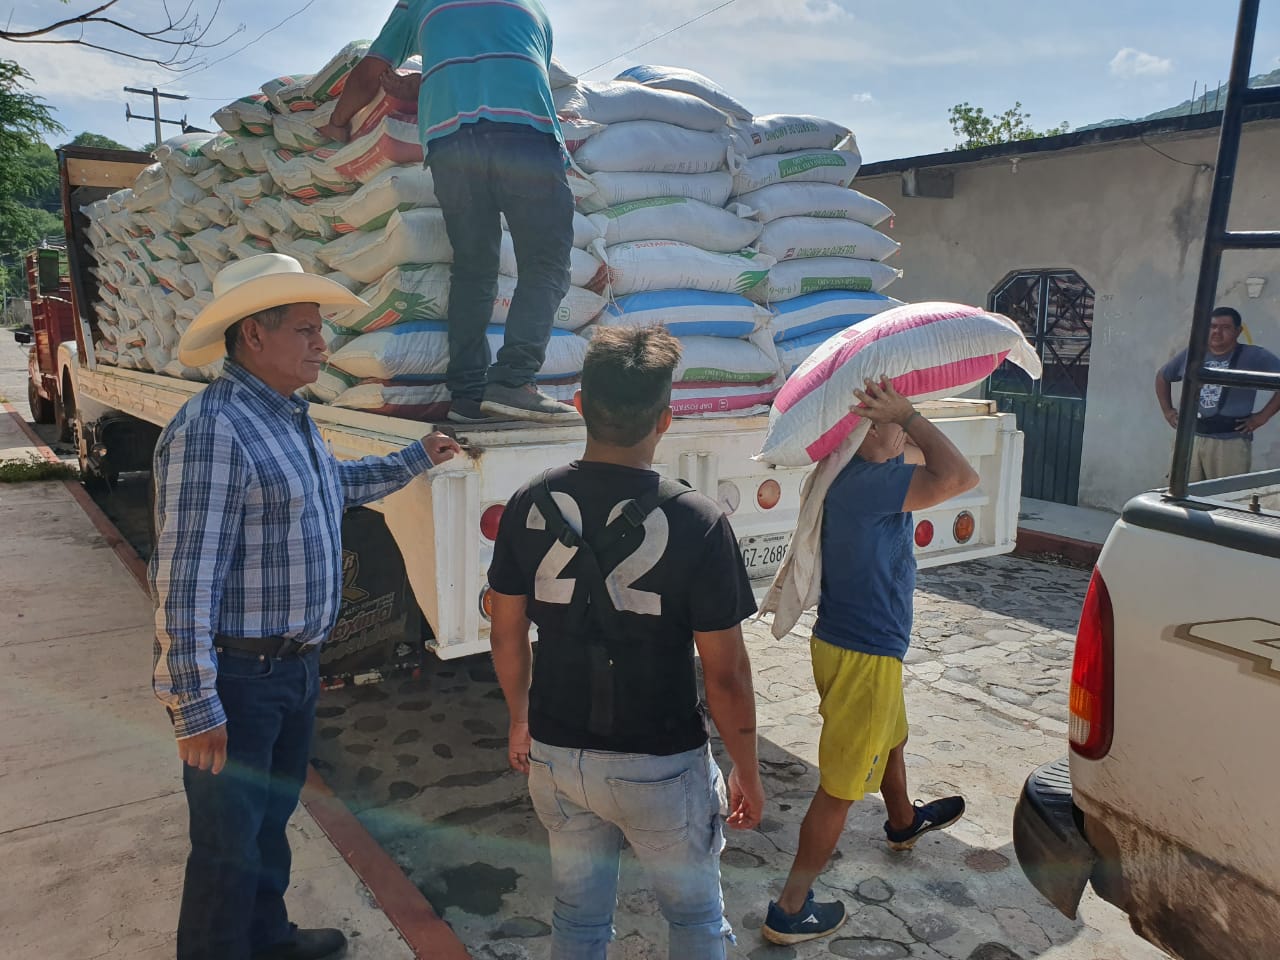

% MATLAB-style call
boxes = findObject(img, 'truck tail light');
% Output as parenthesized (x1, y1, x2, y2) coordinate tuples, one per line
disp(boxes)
(757, 479, 781, 510)
(914, 519, 934, 548)
(1070, 568, 1114, 760)
(953, 511, 975, 544)
(479, 585, 494, 622)
(480, 503, 504, 541)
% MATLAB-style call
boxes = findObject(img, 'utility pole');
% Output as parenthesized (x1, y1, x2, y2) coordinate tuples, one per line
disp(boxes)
(123, 86, 190, 147)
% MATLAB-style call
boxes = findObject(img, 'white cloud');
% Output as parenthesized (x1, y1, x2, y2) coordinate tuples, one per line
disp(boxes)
(1110, 47, 1174, 79)
(17, 42, 170, 104)
(852, 92, 874, 103)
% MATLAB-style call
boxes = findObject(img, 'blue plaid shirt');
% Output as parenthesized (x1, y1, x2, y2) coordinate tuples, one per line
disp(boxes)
(149, 361, 433, 738)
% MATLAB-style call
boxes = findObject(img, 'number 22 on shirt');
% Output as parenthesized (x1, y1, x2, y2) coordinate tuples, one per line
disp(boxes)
(526, 493, 668, 616)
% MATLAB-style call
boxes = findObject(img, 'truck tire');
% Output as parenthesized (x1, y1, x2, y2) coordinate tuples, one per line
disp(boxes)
(53, 376, 74, 444)
(28, 378, 55, 424)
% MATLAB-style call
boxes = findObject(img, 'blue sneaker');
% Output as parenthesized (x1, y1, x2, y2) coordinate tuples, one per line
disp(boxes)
(884, 795, 966, 851)
(761, 890, 847, 945)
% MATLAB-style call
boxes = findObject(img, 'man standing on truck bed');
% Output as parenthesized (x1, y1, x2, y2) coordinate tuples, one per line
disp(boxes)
(761, 379, 978, 946)
(487, 326, 765, 959)
(152, 254, 460, 960)
(1156, 306, 1280, 481)
(320, 0, 578, 425)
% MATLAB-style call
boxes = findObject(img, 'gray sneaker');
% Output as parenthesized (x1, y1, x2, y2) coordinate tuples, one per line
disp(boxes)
(447, 397, 495, 424)
(481, 383, 580, 423)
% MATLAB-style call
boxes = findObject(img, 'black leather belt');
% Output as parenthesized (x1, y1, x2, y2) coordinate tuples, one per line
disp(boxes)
(214, 634, 316, 659)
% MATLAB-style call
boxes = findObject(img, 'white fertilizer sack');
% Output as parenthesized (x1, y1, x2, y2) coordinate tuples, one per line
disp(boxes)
(730, 149, 862, 197)
(755, 218, 899, 263)
(736, 182, 892, 226)
(749, 257, 901, 303)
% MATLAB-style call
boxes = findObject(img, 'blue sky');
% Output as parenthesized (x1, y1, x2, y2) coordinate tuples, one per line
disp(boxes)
(7, 0, 1280, 161)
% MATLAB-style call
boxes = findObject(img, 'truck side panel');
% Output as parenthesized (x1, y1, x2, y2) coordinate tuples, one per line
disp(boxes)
(1073, 499, 1280, 956)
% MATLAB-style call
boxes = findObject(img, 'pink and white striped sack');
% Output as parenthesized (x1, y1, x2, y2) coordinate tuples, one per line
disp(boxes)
(756, 302, 1041, 466)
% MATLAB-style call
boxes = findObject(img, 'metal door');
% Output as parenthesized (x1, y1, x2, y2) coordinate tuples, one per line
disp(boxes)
(988, 269, 1093, 505)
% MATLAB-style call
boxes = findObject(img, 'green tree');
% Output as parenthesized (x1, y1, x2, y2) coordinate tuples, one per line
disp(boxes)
(70, 131, 133, 150)
(0, 60, 65, 294)
(948, 101, 1070, 149)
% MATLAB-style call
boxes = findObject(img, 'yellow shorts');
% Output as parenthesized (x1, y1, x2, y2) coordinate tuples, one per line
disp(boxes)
(811, 636, 909, 802)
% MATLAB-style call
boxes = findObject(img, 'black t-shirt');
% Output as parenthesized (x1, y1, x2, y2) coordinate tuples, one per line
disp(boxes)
(487, 460, 757, 755)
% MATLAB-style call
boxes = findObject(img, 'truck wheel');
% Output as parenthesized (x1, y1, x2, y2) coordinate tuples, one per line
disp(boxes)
(53, 381, 74, 444)
(28, 379, 55, 425)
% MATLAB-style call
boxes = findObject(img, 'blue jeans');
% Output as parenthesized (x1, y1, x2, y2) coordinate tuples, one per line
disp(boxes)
(427, 121, 574, 401)
(528, 740, 734, 960)
(176, 650, 320, 960)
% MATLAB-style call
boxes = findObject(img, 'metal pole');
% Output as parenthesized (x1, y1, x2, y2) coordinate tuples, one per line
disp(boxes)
(1169, 0, 1261, 498)
(151, 88, 162, 148)
(123, 86, 189, 146)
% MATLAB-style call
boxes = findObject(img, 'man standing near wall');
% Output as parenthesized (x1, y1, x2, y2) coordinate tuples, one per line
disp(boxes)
(320, 0, 578, 425)
(1156, 306, 1280, 481)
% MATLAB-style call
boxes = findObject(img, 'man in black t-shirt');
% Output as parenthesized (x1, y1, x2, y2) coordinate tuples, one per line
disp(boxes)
(488, 326, 764, 960)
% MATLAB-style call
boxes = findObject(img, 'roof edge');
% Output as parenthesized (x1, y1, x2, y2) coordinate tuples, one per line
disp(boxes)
(859, 101, 1280, 177)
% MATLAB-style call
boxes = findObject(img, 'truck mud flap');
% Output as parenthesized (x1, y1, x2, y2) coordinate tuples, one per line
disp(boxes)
(321, 507, 425, 683)
(1012, 757, 1095, 919)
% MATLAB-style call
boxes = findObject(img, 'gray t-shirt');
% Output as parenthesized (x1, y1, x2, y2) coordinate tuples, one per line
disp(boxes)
(1161, 344, 1280, 439)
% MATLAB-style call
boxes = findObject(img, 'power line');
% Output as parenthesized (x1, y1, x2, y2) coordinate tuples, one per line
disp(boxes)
(157, 0, 321, 87)
(581, 0, 739, 76)
(1139, 133, 1213, 172)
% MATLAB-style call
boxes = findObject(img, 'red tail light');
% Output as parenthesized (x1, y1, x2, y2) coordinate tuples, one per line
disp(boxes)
(914, 519, 934, 548)
(480, 504, 504, 541)
(1070, 568, 1114, 760)
(757, 479, 781, 510)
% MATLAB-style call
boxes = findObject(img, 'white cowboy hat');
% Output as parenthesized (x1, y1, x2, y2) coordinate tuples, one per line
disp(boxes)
(178, 254, 367, 367)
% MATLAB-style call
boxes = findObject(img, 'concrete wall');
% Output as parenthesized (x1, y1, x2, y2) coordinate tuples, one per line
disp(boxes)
(857, 121, 1280, 511)
(2, 299, 32, 327)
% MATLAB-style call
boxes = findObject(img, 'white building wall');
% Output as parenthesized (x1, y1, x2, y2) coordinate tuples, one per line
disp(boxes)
(856, 121, 1280, 511)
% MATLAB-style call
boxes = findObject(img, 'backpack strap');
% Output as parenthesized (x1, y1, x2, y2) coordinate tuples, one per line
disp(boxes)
(591, 478, 694, 568)
(526, 474, 694, 738)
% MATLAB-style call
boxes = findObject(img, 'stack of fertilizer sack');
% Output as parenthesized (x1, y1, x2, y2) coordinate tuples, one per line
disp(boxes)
(560, 63, 907, 413)
(78, 42, 606, 420)
(556, 68, 783, 417)
(79, 134, 236, 379)
(79, 44, 905, 422)
(727, 113, 904, 374)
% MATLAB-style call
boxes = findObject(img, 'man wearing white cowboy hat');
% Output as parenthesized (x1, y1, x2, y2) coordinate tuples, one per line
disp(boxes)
(150, 254, 461, 960)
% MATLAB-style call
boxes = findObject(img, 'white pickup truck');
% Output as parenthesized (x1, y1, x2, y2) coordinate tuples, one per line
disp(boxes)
(48, 146, 1026, 679)
(1012, 8, 1280, 957)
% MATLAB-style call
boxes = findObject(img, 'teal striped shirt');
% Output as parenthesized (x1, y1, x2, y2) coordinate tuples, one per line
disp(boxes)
(368, 0, 563, 151)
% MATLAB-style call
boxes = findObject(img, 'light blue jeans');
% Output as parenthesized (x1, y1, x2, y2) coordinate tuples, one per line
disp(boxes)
(528, 739, 734, 960)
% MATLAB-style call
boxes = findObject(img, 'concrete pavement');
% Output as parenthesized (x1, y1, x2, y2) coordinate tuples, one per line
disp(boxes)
(310, 557, 1165, 960)
(1014, 499, 1118, 565)
(0, 400, 417, 960)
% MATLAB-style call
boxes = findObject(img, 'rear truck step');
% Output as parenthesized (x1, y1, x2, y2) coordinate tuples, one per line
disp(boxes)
(1012, 757, 1096, 919)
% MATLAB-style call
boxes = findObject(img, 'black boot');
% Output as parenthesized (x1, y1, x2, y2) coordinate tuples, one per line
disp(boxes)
(252, 926, 347, 960)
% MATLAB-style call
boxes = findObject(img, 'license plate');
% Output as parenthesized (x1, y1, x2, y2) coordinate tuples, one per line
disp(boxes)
(739, 531, 791, 581)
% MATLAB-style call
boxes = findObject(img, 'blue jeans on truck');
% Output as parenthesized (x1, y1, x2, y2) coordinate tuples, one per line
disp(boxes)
(176, 650, 320, 960)
(427, 120, 574, 402)
(528, 740, 735, 960)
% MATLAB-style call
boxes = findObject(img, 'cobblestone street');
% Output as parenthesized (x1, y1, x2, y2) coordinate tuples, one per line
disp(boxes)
(311, 556, 1165, 960)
